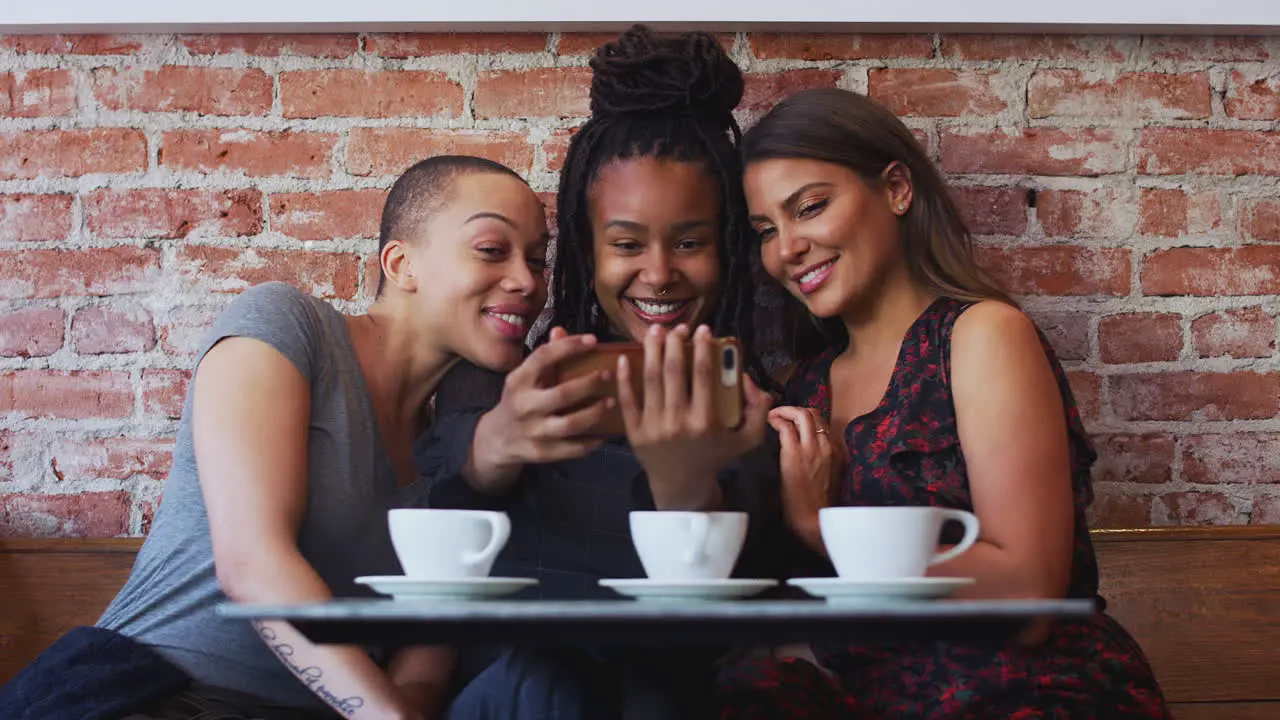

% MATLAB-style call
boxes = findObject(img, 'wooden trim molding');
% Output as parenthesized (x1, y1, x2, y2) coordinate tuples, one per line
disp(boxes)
(1091, 526, 1280, 543)
(0, 537, 144, 553)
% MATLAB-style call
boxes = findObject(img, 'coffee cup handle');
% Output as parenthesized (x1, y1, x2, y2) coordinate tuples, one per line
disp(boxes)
(929, 509, 980, 566)
(681, 514, 711, 564)
(462, 513, 511, 567)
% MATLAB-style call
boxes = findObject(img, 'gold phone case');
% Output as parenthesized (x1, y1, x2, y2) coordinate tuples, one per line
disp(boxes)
(554, 338, 745, 437)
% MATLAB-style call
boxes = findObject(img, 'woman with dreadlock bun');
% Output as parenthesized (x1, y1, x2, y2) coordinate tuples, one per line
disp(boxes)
(418, 24, 851, 720)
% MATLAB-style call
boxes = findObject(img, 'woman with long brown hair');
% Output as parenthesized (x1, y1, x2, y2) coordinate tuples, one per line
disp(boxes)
(742, 87, 1171, 718)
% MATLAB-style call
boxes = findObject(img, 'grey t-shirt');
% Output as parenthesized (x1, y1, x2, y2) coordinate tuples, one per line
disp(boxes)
(97, 281, 417, 712)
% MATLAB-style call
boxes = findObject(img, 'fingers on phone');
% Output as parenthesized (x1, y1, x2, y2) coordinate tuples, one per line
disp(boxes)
(552, 397, 615, 438)
(520, 331, 599, 388)
(542, 369, 611, 413)
(642, 325, 666, 418)
(527, 331, 597, 375)
(663, 325, 690, 414)
(616, 354, 643, 431)
(690, 326, 716, 421)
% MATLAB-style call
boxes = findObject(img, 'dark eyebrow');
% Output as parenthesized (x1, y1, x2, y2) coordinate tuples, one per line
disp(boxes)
(748, 182, 836, 224)
(670, 219, 714, 235)
(603, 219, 714, 235)
(465, 212, 517, 229)
(603, 219, 645, 233)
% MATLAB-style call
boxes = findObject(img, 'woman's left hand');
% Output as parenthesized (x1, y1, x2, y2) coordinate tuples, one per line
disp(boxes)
(768, 405, 844, 552)
(617, 323, 772, 509)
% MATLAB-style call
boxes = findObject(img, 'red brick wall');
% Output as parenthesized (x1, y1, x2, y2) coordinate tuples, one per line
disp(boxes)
(0, 32, 1278, 536)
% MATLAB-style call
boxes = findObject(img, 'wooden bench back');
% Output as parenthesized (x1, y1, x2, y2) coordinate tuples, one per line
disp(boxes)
(0, 538, 139, 683)
(2, 528, 1278, 718)
(1092, 527, 1280, 719)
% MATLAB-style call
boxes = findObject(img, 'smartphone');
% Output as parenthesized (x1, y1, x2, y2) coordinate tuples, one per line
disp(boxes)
(554, 337, 745, 437)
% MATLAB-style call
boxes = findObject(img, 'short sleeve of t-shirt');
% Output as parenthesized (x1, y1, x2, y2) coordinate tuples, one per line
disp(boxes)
(196, 281, 321, 382)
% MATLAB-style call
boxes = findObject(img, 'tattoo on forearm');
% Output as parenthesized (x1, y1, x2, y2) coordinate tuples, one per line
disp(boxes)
(252, 620, 366, 717)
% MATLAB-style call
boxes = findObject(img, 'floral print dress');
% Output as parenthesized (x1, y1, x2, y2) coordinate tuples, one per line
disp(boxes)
(778, 297, 1171, 719)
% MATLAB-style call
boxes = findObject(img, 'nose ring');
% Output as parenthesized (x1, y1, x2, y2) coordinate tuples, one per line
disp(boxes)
(655, 287, 668, 296)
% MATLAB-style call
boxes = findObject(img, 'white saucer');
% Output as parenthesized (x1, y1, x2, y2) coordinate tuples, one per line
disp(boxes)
(787, 577, 975, 605)
(599, 578, 778, 602)
(355, 576, 537, 601)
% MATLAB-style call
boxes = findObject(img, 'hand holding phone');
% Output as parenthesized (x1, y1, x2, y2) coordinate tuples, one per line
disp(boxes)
(469, 328, 615, 490)
(553, 334, 744, 437)
(614, 324, 772, 509)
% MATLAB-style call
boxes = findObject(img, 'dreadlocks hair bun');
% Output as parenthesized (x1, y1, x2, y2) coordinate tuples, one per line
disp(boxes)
(539, 24, 777, 393)
(588, 25, 744, 126)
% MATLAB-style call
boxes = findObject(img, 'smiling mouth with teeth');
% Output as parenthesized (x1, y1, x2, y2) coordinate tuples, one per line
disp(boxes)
(490, 312, 527, 327)
(482, 308, 532, 340)
(626, 297, 693, 322)
(800, 261, 835, 285)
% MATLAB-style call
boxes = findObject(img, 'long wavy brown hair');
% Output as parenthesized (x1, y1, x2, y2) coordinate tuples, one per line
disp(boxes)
(742, 87, 1014, 361)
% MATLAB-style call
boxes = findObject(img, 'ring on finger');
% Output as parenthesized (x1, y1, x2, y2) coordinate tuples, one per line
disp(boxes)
(815, 427, 828, 435)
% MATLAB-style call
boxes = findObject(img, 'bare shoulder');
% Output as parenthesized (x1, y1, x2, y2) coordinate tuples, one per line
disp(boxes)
(950, 301, 1053, 377)
(952, 300, 1038, 343)
(195, 336, 309, 399)
(952, 299, 1045, 353)
(950, 300, 1061, 410)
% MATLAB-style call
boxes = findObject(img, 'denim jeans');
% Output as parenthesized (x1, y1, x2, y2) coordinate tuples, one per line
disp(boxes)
(443, 649, 611, 720)
(119, 684, 326, 720)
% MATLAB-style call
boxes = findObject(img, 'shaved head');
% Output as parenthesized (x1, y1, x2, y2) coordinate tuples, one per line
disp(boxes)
(377, 155, 528, 295)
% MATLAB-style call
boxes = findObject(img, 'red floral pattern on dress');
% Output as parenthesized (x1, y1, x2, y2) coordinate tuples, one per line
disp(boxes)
(780, 297, 1171, 719)
(717, 656, 859, 719)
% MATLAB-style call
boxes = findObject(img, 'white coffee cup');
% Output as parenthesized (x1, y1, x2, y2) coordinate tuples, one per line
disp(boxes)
(818, 506, 980, 580)
(629, 511, 748, 582)
(387, 509, 511, 579)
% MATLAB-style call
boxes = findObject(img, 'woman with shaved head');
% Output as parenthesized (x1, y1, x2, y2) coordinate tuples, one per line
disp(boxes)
(2, 155, 567, 720)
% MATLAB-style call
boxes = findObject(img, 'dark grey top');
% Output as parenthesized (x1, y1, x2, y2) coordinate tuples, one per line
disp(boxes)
(98, 282, 422, 712)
